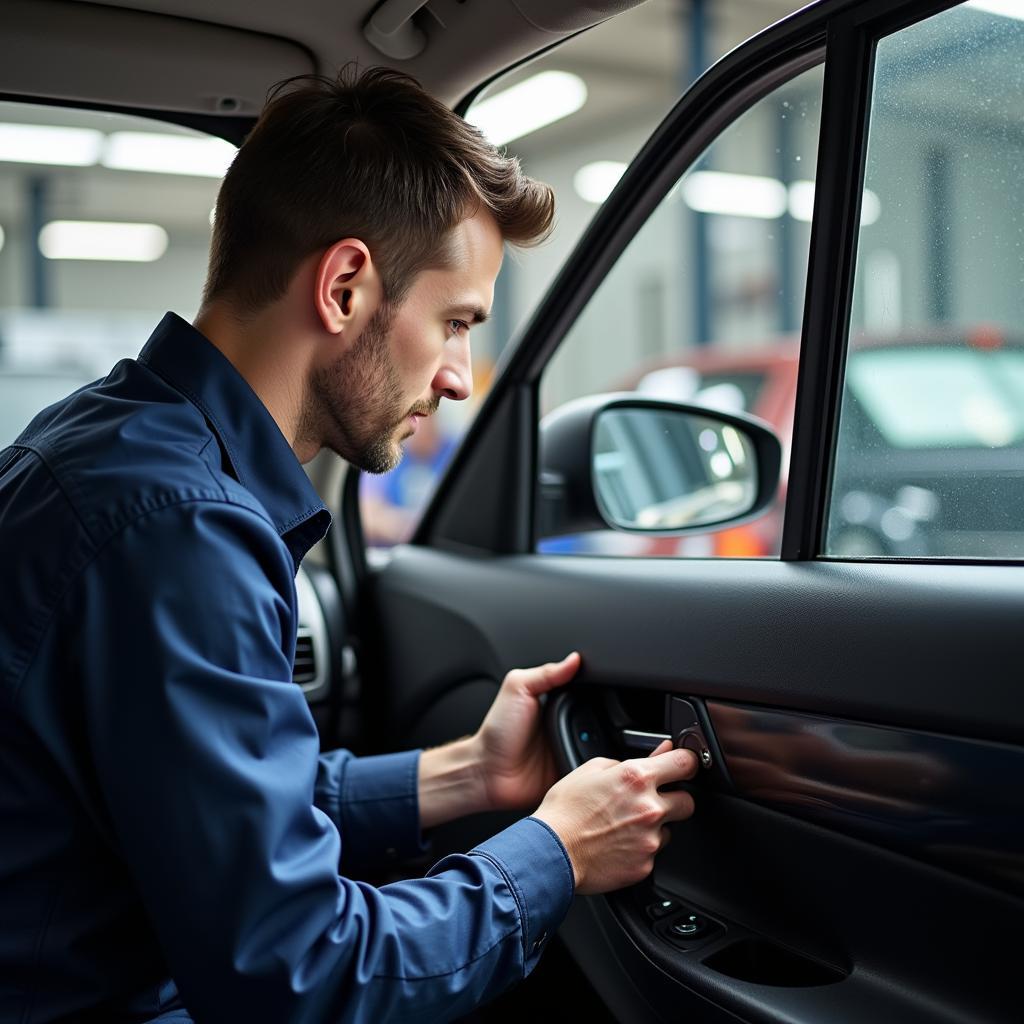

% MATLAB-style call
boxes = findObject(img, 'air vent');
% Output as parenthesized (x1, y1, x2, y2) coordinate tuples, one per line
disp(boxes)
(293, 629, 317, 686)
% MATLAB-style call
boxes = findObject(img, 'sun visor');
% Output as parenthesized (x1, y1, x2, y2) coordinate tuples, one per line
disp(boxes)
(0, 0, 314, 119)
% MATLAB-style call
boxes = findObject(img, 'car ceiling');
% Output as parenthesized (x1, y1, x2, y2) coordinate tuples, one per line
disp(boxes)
(2, 0, 652, 117)
(4, 0, 806, 122)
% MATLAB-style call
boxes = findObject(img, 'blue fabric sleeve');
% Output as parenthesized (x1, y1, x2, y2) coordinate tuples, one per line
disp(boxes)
(315, 748, 429, 870)
(470, 817, 576, 968)
(74, 499, 574, 1023)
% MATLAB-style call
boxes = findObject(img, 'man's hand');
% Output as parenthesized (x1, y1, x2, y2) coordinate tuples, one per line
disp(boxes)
(471, 652, 581, 812)
(417, 652, 579, 829)
(533, 741, 698, 894)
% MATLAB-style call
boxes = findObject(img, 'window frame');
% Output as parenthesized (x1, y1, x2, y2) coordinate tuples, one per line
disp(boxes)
(416, 0, 971, 561)
(416, 3, 831, 555)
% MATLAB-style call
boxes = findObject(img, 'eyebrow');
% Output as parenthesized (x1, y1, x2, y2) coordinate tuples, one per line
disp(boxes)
(447, 304, 490, 326)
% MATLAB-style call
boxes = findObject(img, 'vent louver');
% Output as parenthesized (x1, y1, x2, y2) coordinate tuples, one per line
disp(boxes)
(293, 630, 317, 685)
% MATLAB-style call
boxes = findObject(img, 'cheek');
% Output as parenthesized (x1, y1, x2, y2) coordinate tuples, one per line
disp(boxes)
(390, 322, 443, 382)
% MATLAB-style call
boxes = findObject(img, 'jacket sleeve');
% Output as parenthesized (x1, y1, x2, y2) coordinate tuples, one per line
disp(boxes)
(74, 499, 574, 1024)
(315, 748, 431, 872)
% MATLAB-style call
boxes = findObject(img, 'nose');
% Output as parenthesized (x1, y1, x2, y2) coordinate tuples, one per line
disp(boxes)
(432, 331, 473, 402)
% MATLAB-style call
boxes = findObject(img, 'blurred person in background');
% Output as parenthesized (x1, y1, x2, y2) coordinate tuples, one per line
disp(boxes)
(360, 401, 456, 546)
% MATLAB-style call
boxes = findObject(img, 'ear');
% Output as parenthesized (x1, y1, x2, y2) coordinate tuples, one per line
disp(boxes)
(313, 239, 383, 340)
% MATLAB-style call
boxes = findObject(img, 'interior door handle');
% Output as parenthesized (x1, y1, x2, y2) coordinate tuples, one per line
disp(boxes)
(548, 693, 719, 775)
(620, 729, 672, 753)
(620, 724, 713, 769)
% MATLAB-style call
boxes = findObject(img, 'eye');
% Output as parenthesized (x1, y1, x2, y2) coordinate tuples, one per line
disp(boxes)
(448, 319, 470, 337)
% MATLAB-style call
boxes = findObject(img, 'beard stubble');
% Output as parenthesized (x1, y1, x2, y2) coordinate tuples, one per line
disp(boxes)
(304, 302, 409, 474)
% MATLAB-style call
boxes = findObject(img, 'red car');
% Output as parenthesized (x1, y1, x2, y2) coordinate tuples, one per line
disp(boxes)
(618, 325, 1024, 558)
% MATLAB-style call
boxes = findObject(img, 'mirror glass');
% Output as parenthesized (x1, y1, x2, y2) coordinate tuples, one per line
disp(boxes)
(592, 408, 759, 531)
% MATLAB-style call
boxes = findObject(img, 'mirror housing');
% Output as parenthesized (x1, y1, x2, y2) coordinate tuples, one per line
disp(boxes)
(537, 393, 782, 540)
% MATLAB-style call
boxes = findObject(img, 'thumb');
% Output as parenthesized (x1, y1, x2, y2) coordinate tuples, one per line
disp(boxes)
(519, 651, 581, 697)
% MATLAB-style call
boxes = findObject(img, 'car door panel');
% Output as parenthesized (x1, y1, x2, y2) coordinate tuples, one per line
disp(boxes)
(367, 547, 1022, 1022)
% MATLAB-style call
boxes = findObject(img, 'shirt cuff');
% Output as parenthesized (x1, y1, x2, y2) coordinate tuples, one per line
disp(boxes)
(470, 816, 575, 973)
(339, 749, 428, 867)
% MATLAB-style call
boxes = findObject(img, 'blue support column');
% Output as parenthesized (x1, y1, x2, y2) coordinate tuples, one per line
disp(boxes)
(491, 255, 512, 363)
(687, 0, 712, 346)
(27, 176, 51, 309)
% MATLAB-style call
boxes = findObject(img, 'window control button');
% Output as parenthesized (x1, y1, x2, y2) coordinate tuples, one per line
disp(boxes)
(668, 913, 709, 941)
(646, 898, 679, 920)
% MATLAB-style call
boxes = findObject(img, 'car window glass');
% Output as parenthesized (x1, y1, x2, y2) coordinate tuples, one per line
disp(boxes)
(825, 2, 1024, 560)
(0, 101, 227, 448)
(359, 0, 804, 550)
(847, 349, 1024, 449)
(536, 63, 824, 557)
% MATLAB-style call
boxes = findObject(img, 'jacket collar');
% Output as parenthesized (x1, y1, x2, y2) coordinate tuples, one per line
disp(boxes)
(138, 312, 331, 563)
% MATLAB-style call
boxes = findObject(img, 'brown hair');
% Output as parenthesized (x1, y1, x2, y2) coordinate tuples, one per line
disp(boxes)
(204, 66, 554, 312)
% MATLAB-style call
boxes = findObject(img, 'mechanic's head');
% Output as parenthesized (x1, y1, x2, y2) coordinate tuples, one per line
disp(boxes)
(202, 66, 554, 471)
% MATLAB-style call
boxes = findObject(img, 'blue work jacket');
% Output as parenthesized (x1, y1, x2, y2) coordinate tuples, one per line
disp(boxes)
(0, 313, 574, 1023)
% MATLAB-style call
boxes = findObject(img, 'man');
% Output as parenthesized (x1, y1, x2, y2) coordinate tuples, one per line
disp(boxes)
(0, 68, 697, 1023)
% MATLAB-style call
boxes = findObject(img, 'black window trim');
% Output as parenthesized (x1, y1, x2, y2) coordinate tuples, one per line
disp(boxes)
(418, 1, 833, 553)
(784, 0, 973, 562)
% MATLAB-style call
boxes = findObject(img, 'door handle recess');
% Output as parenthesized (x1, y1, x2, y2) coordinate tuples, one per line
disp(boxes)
(547, 691, 608, 773)
(547, 693, 718, 775)
(668, 697, 714, 769)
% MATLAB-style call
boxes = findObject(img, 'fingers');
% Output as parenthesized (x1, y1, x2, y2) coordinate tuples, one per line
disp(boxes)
(645, 747, 699, 786)
(515, 651, 581, 696)
(648, 738, 673, 757)
(660, 788, 696, 822)
(658, 826, 672, 851)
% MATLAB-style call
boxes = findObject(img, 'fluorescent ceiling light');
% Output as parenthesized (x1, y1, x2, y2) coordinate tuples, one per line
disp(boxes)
(0, 123, 103, 167)
(574, 161, 627, 204)
(788, 180, 881, 225)
(467, 71, 587, 146)
(39, 221, 168, 262)
(681, 171, 788, 219)
(103, 132, 236, 178)
(787, 180, 816, 222)
(0, 223, 4, 254)
(575, 166, 883, 224)
(860, 189, 881, 226)
(965, 1, 1024, 21)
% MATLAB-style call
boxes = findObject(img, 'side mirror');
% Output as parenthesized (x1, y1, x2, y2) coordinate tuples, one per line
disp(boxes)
(537, 393, 782, 540)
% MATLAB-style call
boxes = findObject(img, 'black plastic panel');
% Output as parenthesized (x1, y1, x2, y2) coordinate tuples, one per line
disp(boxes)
(597, 792, 1022, 1023)
(371, 548, 1024, 745)
(708, 700, 1024, 898)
